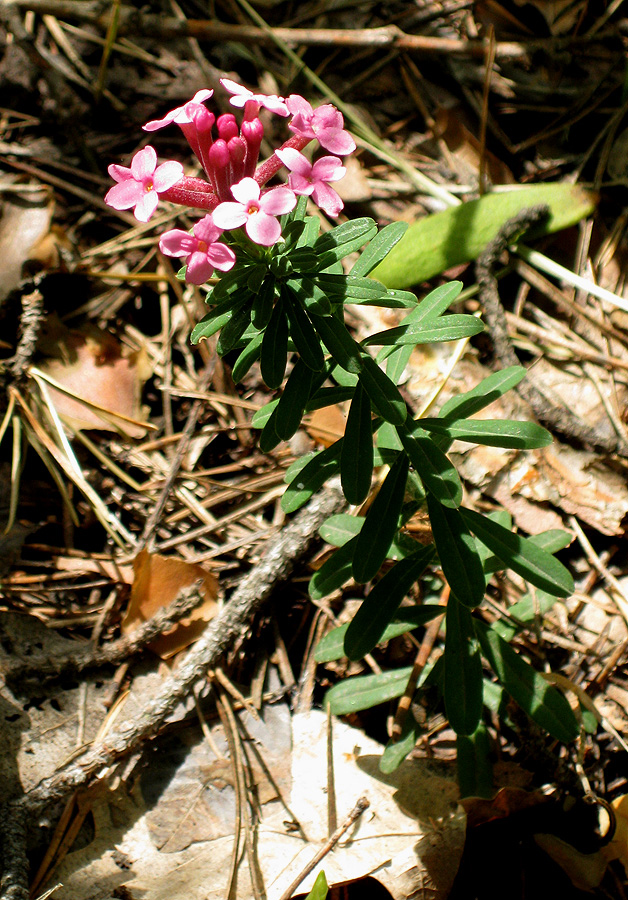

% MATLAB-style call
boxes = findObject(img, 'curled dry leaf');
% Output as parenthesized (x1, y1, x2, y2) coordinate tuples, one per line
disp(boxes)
(37, 323, 152, 438)
(0, 182, 54, 301)
(122, 549, 219, 659)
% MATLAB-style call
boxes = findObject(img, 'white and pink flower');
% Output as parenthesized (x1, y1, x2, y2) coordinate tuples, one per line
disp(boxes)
(105, 146, 184, 222)
(213, 177, 296, 246)
(220, 78, 289, 117)
(143, 90, 214, 131)
(158, 214, 236, 284)
(286, 95, 355, 156)
(275, 148, 345, 217)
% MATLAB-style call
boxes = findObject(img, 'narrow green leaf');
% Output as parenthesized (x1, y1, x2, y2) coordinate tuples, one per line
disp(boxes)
(314, 217, 378, 268)
(251, 398, 278, 429)
(251, 276, 276, 329)
(282, 440, 342, 513)
(345, 544, 436, 660)
(384, 343, 413, 385)
(362, 314, 484, 347)
(350, 221, 409, 277)
(492, 589, 561, 641)
(426, 493, 485, 608)
(359, 357, 407, 425)
(413, 281, 464, 321)
(273, 360, 316, 442)
(457, 723, 493, 799)
(295, 214, 320, 248)
(398, 424, 462, 508)
(371, 184, 596, 289)
(309, 536, 358, 601)
(283, 287, 326, 371)
(444, 600, 483, 735)
(341, 381, 373, 505)
(311, 314, 363, 374)
(231, 330, 263, 383)
(315, 274, 389, 303)
(216, 303, 252, 355)
(286, 276, 331, 315)
(306, 386, 354, 411)
(475, 620, 579, 742)
(191, 308, 232, 344)
(439, 366, 527, 420)
(324, 666, 414, 715)
(461, 507, 574, 598)
(380, 718, 421, 773)
(419, 417, 552, 450)
(260, 297, 288, 389)
(258, 411, 282, 453)
(353, 453, 409, 583)
(319, 513, 364, 547)
(304, 871, 329, 900)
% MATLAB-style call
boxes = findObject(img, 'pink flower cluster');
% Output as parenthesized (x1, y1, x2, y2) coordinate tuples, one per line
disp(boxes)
(104, 79, 356, 281)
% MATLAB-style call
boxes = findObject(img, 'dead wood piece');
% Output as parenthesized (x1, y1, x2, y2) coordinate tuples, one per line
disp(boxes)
(2, 581, 205, 688)
(476, 205, 628, 458)
(8, 485, 345, 822)
(0, 804, 28, 900)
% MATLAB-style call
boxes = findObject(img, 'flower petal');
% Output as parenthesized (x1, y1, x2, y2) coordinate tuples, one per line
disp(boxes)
(230, 177, 260, 205)
(288, 173, 314, 196)
(159, 229, 198, 257)
(104, 180, 144, 210)
(193, 214, 222, 243)
(286, 95, 313, 118)
(259, 186, 296, 216)
(108, 164, 133, 183)
(153, 160, 184, 192)
(275, 148, 312, 177)
(207, 243, 237, 271)
(212, 202, 248, 230)
(131, 146, 157, 180)
(311, 182, 343, 217)
(311, 156, 345, 183)
(246, 211, 280, 246)
(317, 128, 356, 156)
(186, 251, 214, 284)
(134, 189, 159, 222)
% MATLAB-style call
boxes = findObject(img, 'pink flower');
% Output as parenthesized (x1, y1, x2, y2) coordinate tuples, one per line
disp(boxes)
(213, 177, 296, 246)
(275, 148, 345, 217)
(286, 96, 355, 156)
(143, 90, 214, 131)
(220, 78, 289, 117)
(158, 215, 236, 284)
(105, 146, 184, 222)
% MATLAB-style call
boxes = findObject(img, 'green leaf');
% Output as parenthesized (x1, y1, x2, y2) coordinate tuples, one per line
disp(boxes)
(341, 381, 373, 505)
(362, 314, 484, 347)
(324, 666, 413, 715)
(350, 221, 409, 277)
(258, 412, 281, 453)
(475, 620, 579, 743)
(492, 588, 561, 642)
(359, 357, 407, 425)
(444, 600, 483, 735)
(426, 493, 485, 608)
(231, 329, 263, 383)
(306, 386, 354, 411)
(251, 398, 278, 429)
(283, 286, 326, 371)
(419, 417, 552, 450)
(345, 544, 436, 660)
(304, 871, 329, 900)
(380, 717, 422, 774)
(286, 276, 332, 316)
(398, 424, 462, 508)
(273, 360, 316, 442)
(457, 723, 493, 799)
(413, 281, 464, 321)
(314, 217, 378, 268)
(309, 536, 358, 601)
(460, 507, 574, 598)
(190, 308, 233, 344)
(315, 274, 389, 304)
(260, 297, 288, 389)
(216, 303, 252, 355)
(353, 453, 409, 583)
(251, 276, 276, 329)
(315, 604, 443, 663)
(311, 314, 364, 374)
(319, 513, 364, 547)
(439, 366, 527, 420)
(371, 183, 597, 289)
(282, 440, 342, 513)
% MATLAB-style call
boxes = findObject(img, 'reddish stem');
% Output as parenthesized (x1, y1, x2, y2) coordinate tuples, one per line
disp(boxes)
(254, 134, 313, 186)
(161, 176, 219, 211)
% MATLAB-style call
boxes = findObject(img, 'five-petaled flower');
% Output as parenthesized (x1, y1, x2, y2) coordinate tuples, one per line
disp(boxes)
(105, 146, 184, 222)
(286, 96, 355, 156)
(143, 90, 214, 131)
(275, 148, 345, 217)
(158, 214, 236, 284)
(213, 177, 296, 246)
(220, 78, 289, 117)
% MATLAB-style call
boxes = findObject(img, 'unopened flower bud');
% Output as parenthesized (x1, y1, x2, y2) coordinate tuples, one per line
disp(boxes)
(217, 113, 238, 143)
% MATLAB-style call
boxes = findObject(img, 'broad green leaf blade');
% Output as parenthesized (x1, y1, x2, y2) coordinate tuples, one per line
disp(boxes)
(461, 507, 574, 598)
(439, 366, 527, 420)
(384, 343, 414, 385)
(191, 308, 232, 344)
(444, 599, 483, 735)
(306, 386, 354, 411)
(258, 410, 282, 453)
(273, 360, 316, 442)
(281, 440, 342, 513)
(260, 298, 288, 389)
(427, 493, 485, 608)
(251, 398, 278, 429)
(350, 221, 409, 276)
(419, 418, 552, 450)
(353, 453, 409, 584)
(312, 314, 364, 374)
(309, 536, 358, 601)
(398, 424, 462, 508)
(315, 604, 444, 663)
(305, 871, 329, 900)
(324, 666, 414, 715)
(363, 314, 484, 347)
(341, 381, 373, 505)
(345, 544, 436, 660)
(457, 723, 493, 799)
(319, 513, 364, 547)
(475, 620, 579, 743)
(283, 287, 326, 371)
(359, 357, 407, 425)
(372, 183, 596, 289)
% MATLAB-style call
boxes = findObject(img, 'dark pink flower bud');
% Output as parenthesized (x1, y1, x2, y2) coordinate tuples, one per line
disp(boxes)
(228, 136, 246, 185)
(208, 139, 231, 201)
(241, 117, 264, 178)
(217, 114, 238, 143)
